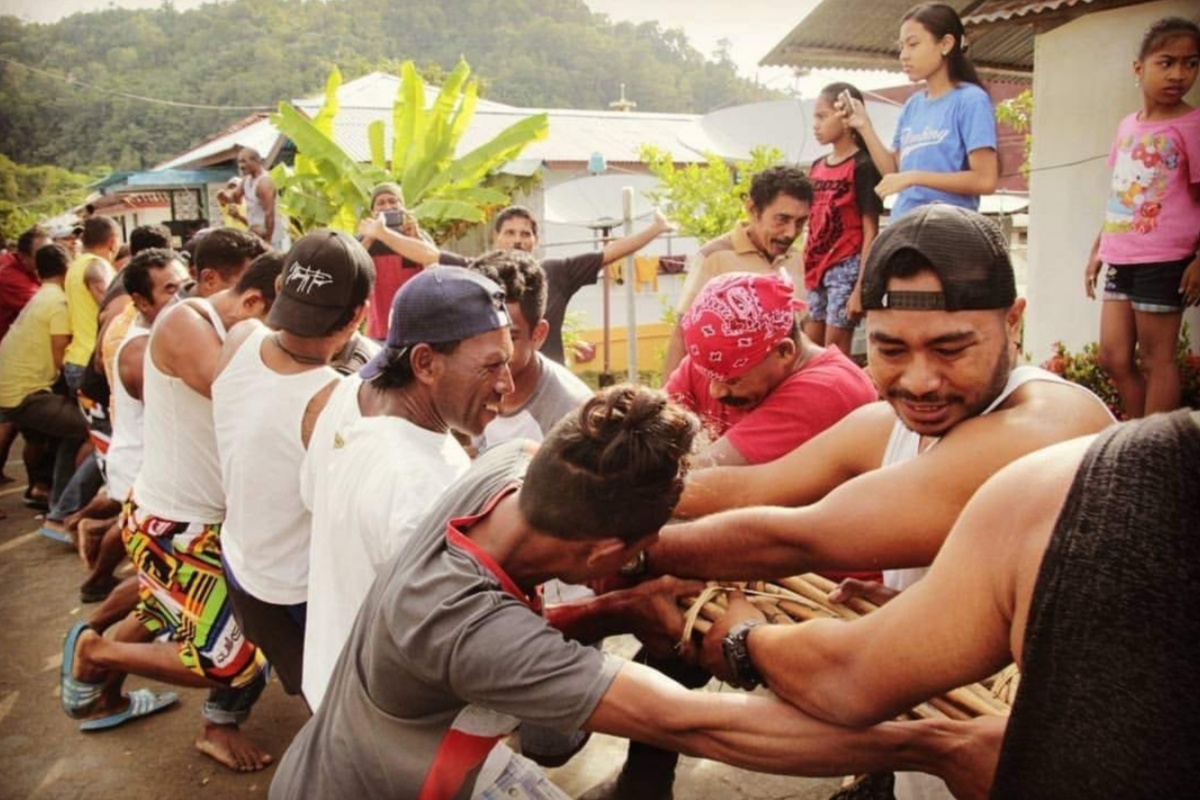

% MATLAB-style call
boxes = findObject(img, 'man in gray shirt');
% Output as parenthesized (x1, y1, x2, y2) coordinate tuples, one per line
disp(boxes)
(469, 249, 592, 455)
(271, 385, 996, 800)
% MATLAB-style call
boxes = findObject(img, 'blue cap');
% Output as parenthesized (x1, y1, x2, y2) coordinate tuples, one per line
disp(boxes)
(360, 266, 510, 380)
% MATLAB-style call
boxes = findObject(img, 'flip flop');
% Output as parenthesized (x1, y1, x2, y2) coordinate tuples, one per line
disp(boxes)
(61, 622, 103, 719)
(39, 526, 72, 545)
(79, 688, 179, 732)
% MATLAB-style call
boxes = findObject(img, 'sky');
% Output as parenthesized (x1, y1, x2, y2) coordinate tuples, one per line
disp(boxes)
(3, 0, 904, 97)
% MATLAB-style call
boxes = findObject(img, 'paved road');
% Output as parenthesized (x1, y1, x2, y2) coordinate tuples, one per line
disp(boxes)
(0, 462, 838, 800)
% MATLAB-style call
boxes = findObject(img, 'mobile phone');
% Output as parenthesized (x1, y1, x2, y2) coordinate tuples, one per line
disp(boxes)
(383, 210, 404, 229)
(839, 90, 855, 114)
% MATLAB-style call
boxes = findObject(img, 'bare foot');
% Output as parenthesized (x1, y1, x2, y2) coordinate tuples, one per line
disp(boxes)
(77, 518, 109, 567)
(72, 628, 109, 685)
(196, 724, 274, 772)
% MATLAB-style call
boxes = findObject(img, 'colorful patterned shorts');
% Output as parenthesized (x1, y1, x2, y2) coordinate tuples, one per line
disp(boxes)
(121, 498, 266, 688)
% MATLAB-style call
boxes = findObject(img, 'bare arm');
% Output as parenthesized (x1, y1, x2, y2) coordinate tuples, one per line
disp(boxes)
(117, 335, 148, 402)
(734, 435, 1090, 728)
(662, 322, 687, 383)
(151, 302, 225, 398)
(600, 210, 675, 265)
(877, 148, 999, 200)
(674, 401, 893, 519)
(1084, 232, 1103, 300)
(358, 215, 439, 264)
(543, 576, 705, 657)
(586, 661, 1000, 793)
(83, 260, 113, 305)
(839, 94, 897, 176)
(51, 334, 70, 371)
(654, 386, 1113, 580)
(256, 174, 278, 242)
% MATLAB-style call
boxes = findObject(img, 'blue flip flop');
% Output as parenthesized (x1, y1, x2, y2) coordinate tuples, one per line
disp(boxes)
(39, 526, 72, 545)
(79, 688, 179, 732)
(61, 621, 103, 719)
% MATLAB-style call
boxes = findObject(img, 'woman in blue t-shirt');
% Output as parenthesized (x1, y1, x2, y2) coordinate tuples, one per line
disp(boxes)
(839, 2, 999, 219)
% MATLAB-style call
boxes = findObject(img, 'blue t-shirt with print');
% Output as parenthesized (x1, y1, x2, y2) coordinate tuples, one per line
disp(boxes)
(890, 83, 997, 219)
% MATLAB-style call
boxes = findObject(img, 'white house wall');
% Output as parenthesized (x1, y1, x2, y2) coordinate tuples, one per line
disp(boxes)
(1026, 0, 1200, 361)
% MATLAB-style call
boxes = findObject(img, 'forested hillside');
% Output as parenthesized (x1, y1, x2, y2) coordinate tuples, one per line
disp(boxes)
(0, 0, 777, 172)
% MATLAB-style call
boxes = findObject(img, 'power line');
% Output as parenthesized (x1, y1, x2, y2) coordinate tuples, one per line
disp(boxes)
(0, 55, 271, 111)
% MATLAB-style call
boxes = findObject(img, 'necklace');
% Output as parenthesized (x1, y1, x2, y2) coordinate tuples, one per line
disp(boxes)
(273, 333, 329, 365)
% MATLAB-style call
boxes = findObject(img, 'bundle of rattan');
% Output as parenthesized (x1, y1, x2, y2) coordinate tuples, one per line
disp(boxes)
(680, 573, 1017, 721)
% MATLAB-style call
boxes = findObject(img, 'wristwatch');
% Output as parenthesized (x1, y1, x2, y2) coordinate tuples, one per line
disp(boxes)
(722, 619, 767, 689)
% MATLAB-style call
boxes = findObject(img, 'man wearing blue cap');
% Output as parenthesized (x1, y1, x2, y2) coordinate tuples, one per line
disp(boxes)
(301, 265, 515, 710)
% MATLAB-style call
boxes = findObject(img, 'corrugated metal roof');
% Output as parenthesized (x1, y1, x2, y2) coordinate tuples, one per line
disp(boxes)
(155, 115, 281, 171)
(156, 72, 711, 173)
(962, 0, 1093, 25)
(760, 0, 1046, 77)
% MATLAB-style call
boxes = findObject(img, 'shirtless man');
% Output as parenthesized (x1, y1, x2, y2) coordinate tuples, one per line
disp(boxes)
(60, 228, 281, 772)
(636, 205, 1116, 800)
(699, 410, 1200, 800)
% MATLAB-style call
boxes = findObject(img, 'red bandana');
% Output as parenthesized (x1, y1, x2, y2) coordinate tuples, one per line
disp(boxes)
(682, 270, 804, 381)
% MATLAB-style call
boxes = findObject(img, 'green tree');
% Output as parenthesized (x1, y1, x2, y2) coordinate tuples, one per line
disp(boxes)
(270, 60, 548, 242)
(638, 144, 784, 242)
(0, 152, 104, 242)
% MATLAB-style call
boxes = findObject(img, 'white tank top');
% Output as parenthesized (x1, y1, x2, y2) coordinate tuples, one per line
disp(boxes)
(242, 172, 290, 251)
(214, 324, 338, 604)
(881, 365, 1111, 591)
(104, 319, 150, 502)
(133, 299, 228, 523)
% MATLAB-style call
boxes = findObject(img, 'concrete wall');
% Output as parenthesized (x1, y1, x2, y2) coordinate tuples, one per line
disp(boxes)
(1025, 0, 1200, 361)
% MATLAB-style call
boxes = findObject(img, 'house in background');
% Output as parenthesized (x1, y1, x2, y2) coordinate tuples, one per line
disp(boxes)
(760, 0, 1199, 360)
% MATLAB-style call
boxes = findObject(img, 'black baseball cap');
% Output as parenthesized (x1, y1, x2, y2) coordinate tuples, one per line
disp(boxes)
(360, 266, 510, 380)
(862, 204, 1016, 311)
(268, 230, 375, 336)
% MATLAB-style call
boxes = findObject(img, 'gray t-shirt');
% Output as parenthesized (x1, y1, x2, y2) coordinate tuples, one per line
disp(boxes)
(474, 352, 593, 454)
(270, 440, 621, 800)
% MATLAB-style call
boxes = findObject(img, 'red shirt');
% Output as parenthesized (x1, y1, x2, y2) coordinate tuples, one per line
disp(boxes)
(804, 151, 883, 289)
(666, 346, 882, 583)
(666, 346, 878, 464)
(366, 251, 422, 341)
(0, 253, 40, 342)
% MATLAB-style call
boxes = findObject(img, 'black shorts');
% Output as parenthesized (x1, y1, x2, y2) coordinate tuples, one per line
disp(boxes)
(1103, 256, 1192, 312)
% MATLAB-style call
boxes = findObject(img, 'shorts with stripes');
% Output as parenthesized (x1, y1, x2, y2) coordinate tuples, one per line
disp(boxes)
(121, 497, 267, 688)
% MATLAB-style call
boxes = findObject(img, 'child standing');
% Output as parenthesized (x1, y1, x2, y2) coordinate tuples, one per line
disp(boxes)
(838, 2, 998, 219)
(804, 82, 884, 354)
(1086, 17, 1200, 417)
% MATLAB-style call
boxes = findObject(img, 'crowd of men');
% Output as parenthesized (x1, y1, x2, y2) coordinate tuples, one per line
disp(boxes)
(0, 155, 1194, 800)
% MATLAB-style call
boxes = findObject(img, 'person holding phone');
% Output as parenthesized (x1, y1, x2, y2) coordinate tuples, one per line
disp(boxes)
(837, 2, 998, 220)
(358, 183, 469, 342)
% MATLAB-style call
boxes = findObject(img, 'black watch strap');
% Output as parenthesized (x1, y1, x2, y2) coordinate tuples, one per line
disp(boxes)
(722, 619, 767, 689)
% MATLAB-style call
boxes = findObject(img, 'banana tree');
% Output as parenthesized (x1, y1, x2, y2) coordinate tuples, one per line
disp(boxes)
(271, 60, 548, 241)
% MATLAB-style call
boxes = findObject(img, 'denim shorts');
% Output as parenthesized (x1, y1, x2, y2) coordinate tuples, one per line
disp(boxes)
(1103, 257, 1191, 313)
(807, 254, 861, 329)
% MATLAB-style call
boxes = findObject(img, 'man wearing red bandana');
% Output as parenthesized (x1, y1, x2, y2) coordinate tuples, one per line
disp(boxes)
(665, 270, 878, 468)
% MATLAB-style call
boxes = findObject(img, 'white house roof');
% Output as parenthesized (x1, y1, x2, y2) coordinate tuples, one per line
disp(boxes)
(154, 72, 710, 173)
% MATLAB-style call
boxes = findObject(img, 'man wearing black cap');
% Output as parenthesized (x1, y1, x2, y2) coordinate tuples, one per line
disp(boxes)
(596, 205, 1116, 800)
(301, 265, 515, 710)
(212, 229, 374, 705)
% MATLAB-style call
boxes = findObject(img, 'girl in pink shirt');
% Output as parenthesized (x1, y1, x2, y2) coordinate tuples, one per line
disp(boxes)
(1085, 17, 1200, 416)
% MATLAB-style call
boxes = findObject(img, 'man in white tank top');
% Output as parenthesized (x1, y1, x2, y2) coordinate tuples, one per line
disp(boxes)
(79, 249, 189, 604)
(594, 207, 1116, 799)
(217, 147, 289, 251)
(61, 232, 283, 773)
(213, 229, 374, 704)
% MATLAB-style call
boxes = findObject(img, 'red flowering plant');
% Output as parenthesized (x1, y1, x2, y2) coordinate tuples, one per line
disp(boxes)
(1041, 323, 1200, 420)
